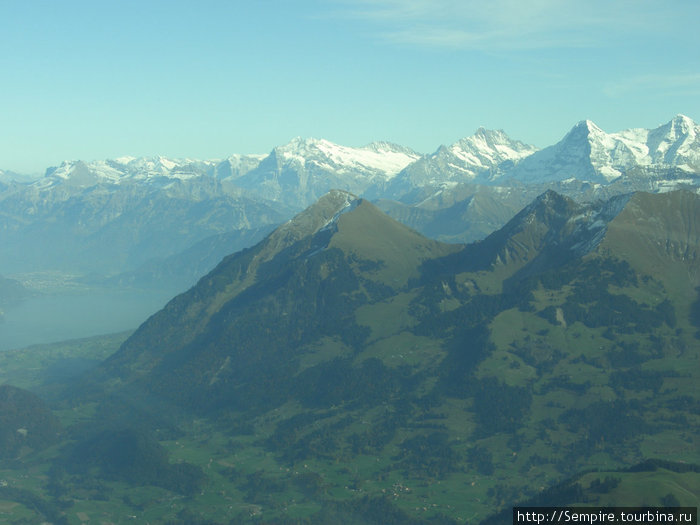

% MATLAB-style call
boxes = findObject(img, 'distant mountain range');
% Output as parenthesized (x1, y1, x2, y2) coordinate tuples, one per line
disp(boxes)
(1, 115, 698, 291)
(501, 114, 700, 185)
(6, 114, 696, 192)
(235, 139, 421, 207)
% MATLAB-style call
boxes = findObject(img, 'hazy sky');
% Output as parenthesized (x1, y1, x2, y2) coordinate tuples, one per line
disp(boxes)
(2, 0, 699, 173)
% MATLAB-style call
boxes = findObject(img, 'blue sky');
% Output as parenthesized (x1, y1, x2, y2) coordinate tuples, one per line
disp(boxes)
(1, 0, 699, 173)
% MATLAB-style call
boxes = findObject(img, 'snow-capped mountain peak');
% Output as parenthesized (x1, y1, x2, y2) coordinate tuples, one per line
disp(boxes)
(563, 119, 608, 143)
(670, 114, 696, 134)
(235, 138, 422, 207)
(581, 119, 602, 132)
(271, 137, 420, 178)
(32, 156, 224, 191)
(438, 128, 538, 181)
(363, 141, 417, 155)
(458, 128, 538, 169)
(646, 114, 699, 167)
(505, 115, 700, 184)
(374, 128, 538, 198)
(6, 115, 700, 210)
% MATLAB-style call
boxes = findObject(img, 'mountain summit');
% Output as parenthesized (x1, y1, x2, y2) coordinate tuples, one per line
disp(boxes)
(505, 115, 700, 184)
(235, 139, 421, 207)
(376, 128, 537, 199)
(100, 189, 459, 409)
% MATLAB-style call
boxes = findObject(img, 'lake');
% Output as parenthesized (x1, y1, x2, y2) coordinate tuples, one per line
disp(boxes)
(0, 288, 175, 351)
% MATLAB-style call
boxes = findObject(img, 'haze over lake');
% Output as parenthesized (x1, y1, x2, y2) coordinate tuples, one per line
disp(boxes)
(0, 289, 172, 351)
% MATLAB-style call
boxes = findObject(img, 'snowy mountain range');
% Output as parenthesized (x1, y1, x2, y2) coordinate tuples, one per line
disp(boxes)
(234, 138, 421, 207)
(372, 128, 538, 200)
(31, 154, 266, 192)
(6, 114, 698, 195)
(502, 114, 700, 185)
(1, 115, 698, 291)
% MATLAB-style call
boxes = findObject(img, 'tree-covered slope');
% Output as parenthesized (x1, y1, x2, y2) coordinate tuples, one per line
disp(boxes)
(3, 189, 698, 524)
(0, 385, 61, 459)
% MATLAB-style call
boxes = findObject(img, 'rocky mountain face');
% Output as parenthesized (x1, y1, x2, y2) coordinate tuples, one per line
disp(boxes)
(235, 138, 421, 207)
(502, 114, 700, 185)
(0, 173, 290, 277)
(372, 127, 538, 200)
(474, 191, 635, 270)
(65, 188, 699, 523)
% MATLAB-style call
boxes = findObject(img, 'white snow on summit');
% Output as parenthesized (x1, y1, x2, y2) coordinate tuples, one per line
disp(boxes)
(6, 116, 699, 201)
(453, 128, 538, 176)
(506, 115, 700, 184)
(381, 127, 538, 197)
(275, 137, 420, 180)
(33, 156, 224, 190)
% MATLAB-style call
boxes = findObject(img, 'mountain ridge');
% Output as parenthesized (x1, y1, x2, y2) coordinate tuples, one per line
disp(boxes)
(5, 187, 699, 524)
(503, 114, 700, 185)
(96, 187, 700, 408)
(235, 138, 421, 207)
(97, 189, 460, 405)
(5, 115, 697, 190)
(1, 115, 699, 298)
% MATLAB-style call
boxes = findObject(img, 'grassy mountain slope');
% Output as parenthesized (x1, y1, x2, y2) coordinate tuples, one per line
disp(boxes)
(1, 189, 698, 524)
(600, 190, 700, 297)
(95, 190, 460, 411)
